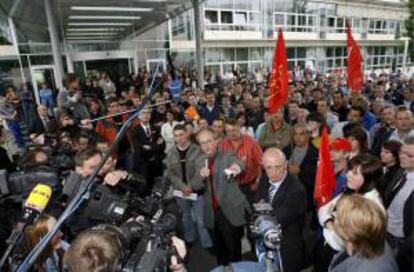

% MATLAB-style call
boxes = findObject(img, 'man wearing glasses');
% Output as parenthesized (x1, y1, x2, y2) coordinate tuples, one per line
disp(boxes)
(256, 148, 307, 272)
(197, 128, 250, 268)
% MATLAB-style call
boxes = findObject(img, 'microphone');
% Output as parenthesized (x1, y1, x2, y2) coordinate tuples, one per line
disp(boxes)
(0, 184, 52, 269)
(21, 184, 52, 224)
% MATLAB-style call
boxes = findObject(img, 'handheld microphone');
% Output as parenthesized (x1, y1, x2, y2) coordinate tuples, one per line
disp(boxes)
(0, 184, 52, 269)
(21, 184, 52, 224)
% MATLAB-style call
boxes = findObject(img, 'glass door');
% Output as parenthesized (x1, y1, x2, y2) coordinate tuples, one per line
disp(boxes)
(30, 65, 57, 105)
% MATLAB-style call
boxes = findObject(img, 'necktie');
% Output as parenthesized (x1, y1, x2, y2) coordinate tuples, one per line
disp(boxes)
(268, 183, 277, 203)
(145, 126, 150, 137)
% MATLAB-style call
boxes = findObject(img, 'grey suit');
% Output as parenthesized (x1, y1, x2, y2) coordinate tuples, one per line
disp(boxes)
(329, 244, 399, 272)
(203, 150, 250, 228)
(203, 150, 251, 265)
(164, 143, 205, 192)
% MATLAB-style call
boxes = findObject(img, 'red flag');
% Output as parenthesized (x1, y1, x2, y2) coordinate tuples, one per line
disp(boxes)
(314, 127, 336, 208)
(268, 28, 289, 114)
(346, 21, 363, 94)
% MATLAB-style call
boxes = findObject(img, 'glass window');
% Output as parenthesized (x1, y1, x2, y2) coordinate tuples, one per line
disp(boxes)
(297, 47, 306, 58)
(236, 48, 248, 61)
(205, 10, 218, 24)
(335, 47, 342, 57)
(298, 15, 307, 27)
(274, 13, 285, 25)
(308, 15, 315, 27)
(369, 20, 375, 33)
(375, 20, 382, 31)
(249, 12, 261, 26)
(388, 20, 396, 33)
(234, 11, 247, 25)
(222, 48, 235, 62)
(249, 48, 261, 61)
(221, 11, 233, 24)
(287, 48, 295, 59)
(353, 18, 361, 29)
(206, 49, 221, 63)
(287, 15, 296, 26)
(326, 47, 334, 57)
(337, 18, 345, 32)
(328, 17, 335, 27)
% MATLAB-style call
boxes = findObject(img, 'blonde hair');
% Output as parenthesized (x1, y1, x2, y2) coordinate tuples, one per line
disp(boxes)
(64, 229, 122, 272)
(334, 195, 386, 258)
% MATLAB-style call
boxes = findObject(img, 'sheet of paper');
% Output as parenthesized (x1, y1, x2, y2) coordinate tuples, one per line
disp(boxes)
(173, 190, 198, 201)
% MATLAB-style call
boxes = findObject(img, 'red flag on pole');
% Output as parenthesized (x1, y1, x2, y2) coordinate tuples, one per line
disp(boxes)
(346, 20, 363, 94)
(268, 28, 289, 114)
(314, 127, 336, 208)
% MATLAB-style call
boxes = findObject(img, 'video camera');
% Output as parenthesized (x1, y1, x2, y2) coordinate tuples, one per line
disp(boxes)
(0, 169, 59, 203)
(91, 178, 180, 272)
(248, 202, 283, 272)
(249, 203, 282, 251)
(75, 176, 168, 225)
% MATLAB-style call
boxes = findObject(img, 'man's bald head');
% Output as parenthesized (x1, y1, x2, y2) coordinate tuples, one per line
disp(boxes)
(262, 148, 288, 183)
(37, 105, 48, 117)
(263, 148, 286, 163)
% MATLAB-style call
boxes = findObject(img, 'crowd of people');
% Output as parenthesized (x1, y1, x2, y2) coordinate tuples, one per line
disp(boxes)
(0, 65, 413, 272)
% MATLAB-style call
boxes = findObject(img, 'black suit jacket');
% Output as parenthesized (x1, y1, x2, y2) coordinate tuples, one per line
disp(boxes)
(131, 124, 165, 165)
(283, 144, 319, 211)
(256, 173, 307, 272)
(28, 116, 57, 136)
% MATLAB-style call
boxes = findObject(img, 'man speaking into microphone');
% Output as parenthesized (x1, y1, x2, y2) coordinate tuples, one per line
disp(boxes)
(196, 127, 251, 267)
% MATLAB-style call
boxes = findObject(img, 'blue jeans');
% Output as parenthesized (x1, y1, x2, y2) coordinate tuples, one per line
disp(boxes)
(176, 195, 212, 248)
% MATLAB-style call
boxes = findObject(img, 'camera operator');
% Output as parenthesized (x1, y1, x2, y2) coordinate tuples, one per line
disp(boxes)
(57, 73, 90, 121)
(62, 147, 146, 238)
(256, 148, 307, 272)
(64, 227, 187, 272)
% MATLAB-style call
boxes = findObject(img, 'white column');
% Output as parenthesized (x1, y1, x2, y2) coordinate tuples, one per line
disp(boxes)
(66, 52, 74, 73)
(8, 17, 25, 83)
(193, 0, 204, 88)
(403, 37, 409, 72)
(44, 0, 64, 91)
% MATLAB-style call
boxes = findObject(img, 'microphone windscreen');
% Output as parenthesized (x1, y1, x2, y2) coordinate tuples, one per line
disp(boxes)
(25, 184, 52, 213)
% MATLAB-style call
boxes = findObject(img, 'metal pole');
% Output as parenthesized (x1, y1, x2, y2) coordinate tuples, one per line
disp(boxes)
(193, 0, 204, 88)
(403, 37, 409, 72)
(8, 18, 25, 83)
(44, 0, 64, 91)
(66, 52, 74, 73)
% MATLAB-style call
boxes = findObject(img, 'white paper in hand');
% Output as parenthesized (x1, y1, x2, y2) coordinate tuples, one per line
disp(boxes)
(173, 190, 198, 201)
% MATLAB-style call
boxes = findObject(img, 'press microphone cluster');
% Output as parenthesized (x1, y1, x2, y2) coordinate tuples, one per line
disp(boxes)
(0, 184, 52, 269)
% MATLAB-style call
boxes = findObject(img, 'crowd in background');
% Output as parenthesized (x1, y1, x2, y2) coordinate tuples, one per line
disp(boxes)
(0, 64, 413, 272)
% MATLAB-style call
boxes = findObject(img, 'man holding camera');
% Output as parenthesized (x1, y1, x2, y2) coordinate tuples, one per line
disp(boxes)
(62, 147, 146, 237)
(197, 128, 250, 266)
(256, 148, 307, 272)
